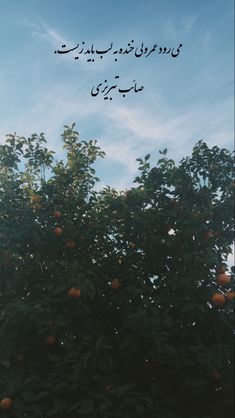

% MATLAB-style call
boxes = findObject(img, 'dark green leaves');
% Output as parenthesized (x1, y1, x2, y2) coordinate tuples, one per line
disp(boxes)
(0, 128, 234, 418)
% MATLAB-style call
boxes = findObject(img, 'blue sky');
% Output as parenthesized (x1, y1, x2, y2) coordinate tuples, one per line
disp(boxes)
(0, 0, 234, 191)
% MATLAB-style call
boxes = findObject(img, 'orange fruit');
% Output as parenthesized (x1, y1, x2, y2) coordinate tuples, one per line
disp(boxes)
(53, 210, 62, 219)
(45, 335, 57, 345)
(0, 397, 13, 410)
(111, 279, 121, 290)
(31, 194, 41, 203)
(216, 274, 231, 286)
(226, 291, 235, 301)
(216, 265, 226, 274)
(53, 227, 63, 237)
(68, 287, 81, 298)
(203, 231, 213, 240)
(65, 240, 76, 249)
(211, 293, 226, 307)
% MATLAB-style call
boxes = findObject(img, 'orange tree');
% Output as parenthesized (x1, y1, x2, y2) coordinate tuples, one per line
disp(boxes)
(0, 124, 234, 418)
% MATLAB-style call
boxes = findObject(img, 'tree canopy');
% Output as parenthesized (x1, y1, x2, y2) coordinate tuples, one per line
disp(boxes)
(0, 125, 234, 418)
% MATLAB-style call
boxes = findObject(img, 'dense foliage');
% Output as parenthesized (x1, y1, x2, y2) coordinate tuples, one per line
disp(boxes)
(0, 125, 234, 418)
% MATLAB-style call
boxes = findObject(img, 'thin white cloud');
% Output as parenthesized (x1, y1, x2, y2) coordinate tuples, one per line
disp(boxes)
(100, 139, 141, 174)
(106, 105, 189, 141)
(24, 18, 111, 72)
(203, 30, 211, 49)
(165, 14, 198, 40)
(1, 85, 232, 177)
(182, 15, 198, 34)
(1, 91, 97, 145)
(2, 18, 233, 182)
(165, 19, 177, 40)
(16, 18, 41, 31)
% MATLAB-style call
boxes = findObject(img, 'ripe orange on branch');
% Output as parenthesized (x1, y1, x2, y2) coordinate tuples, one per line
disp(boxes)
(53, 210, 62, 219)
(111, 279, 121, 290)
(226, 291, 235, 301)
(45, 335, 57, 345)
(65, 240, 76, 249)
(216, 274, 231, 286)
(203, 231, 213, 240)
(53, 227, 63, 237)
(0, 397, 13, 410)
(68, 287, 81, 298)
(31, 194, 41, 203)
(211, 293, 226, 307)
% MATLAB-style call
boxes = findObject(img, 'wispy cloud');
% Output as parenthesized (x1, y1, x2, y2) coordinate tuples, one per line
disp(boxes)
(2, 12, 233, 188)
(1, 83, 232, 178)
(106, 105, 189, 142)
(182, 15, 198, 34)
(21, 18, 111, 72)
(165, 14, 198, 40)
(18, 17, 67, 48)
(103, 96, 233, 156)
